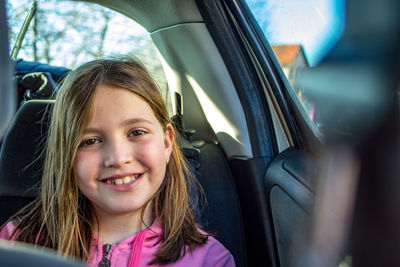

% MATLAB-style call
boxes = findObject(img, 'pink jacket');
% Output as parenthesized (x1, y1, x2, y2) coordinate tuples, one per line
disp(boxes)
(0, 220, 235, 267)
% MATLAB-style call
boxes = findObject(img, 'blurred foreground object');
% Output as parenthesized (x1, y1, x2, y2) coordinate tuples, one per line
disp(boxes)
(292, 0, 400, 266)
(0, 240, 84, 267)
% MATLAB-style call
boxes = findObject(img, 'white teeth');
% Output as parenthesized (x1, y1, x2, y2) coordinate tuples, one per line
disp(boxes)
(108, 175, 138, 185)
(115, 178, 123, 185)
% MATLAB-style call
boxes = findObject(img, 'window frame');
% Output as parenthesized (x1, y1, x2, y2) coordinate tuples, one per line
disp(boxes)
(225, 0, 324, 152)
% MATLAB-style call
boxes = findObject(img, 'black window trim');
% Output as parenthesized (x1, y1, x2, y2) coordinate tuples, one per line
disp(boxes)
(224, 0, 324, 152)
(195, 0, 278, 159)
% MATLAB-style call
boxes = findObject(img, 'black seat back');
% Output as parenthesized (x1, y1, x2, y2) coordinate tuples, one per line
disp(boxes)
(194, 142, 247, 267)
(0, 100, 52, 225)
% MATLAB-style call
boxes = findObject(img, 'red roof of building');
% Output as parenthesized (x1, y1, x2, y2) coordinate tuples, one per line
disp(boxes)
(271, 44, 303, 66)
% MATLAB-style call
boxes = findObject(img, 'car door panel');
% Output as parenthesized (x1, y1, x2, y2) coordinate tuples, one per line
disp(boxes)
(264, 148, 316, 267)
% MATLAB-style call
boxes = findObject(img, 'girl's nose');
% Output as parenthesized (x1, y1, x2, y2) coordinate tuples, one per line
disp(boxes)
(103, 140, 133, 168)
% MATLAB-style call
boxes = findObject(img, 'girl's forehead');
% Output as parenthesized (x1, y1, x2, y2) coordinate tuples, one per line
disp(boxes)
(95, 84, 138, 97)
(86, 85, 161, 128)
(93, 85, 146, 106)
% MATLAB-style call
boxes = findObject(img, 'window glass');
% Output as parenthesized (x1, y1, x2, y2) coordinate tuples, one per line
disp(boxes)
(6, 0, 170, 112)
(246, 0, 345, 134)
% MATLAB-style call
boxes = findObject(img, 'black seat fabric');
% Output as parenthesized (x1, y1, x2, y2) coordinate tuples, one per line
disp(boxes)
(0, 100, 247, 266)
(195, 142, 247, 267)
(0, 100, 53, 225)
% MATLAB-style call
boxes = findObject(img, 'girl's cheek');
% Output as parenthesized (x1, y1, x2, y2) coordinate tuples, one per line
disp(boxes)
(74, 151, 97, 173)
(136, 142, 164, 161)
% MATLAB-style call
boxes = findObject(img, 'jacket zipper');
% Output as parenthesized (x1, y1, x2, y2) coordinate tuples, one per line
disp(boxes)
(98, 243, 112, 267)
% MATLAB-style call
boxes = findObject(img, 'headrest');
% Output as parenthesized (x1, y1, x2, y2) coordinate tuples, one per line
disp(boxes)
(0, 100, 53, 198)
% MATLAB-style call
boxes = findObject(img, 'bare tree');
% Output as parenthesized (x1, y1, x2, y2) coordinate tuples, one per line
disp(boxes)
(7, 0, 168, 102)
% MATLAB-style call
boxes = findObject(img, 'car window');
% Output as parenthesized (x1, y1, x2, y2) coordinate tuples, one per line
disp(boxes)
(6, 0, 171, 113)
(245, 0, 345, 136)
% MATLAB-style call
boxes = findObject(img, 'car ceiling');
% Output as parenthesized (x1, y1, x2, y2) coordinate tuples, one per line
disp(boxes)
(85, 0, 203, 32)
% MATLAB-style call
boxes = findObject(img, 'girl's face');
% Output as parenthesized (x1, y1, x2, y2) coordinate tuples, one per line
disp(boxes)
(74, 85, 173, 219)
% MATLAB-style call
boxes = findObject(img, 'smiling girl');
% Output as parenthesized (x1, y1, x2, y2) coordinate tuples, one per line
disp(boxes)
(0, 59, 235, 266)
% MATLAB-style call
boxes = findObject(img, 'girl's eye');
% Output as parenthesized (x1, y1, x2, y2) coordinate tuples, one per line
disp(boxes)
(80, 138, 101, 147)
(129, 129, 146, 137)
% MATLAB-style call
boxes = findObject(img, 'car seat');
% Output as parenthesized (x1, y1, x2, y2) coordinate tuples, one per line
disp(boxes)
(0, 100, 247, 267)
(0, 100, 52, 226)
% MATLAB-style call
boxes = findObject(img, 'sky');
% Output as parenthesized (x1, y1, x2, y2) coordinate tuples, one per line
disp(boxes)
(247, 0, 346, 67)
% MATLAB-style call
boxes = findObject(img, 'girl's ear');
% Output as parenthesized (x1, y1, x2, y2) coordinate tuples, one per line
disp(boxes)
(164, 123, 174, 160)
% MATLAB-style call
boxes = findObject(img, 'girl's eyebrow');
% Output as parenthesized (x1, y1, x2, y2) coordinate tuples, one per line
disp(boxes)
(83, 118, 154, 134)
(119, 117, 154, 127)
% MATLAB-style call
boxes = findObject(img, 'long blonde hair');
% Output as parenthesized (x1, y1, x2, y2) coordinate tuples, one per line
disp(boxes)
(2, 58, 207, 264)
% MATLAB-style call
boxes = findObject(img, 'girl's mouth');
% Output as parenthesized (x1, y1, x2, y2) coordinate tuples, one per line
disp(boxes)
(102, 173, 143, 185)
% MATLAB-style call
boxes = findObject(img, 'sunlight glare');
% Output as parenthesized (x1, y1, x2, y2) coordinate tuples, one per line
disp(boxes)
(185, 75, 240, 143)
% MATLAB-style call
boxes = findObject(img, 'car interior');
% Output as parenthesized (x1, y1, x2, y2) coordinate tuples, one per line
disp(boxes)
(0, 0, 400, 266)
